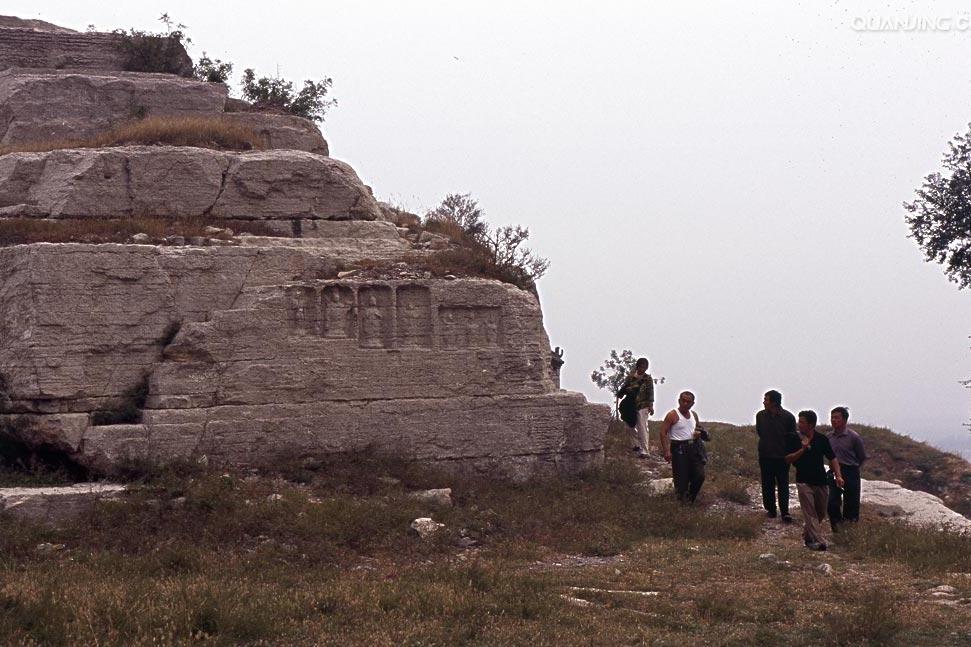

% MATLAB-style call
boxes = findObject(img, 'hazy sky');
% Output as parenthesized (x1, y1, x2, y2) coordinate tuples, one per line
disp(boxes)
(10, 1, 971, 456)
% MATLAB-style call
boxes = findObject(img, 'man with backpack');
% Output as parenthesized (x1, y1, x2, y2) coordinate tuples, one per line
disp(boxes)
(616, 358, 654, 458)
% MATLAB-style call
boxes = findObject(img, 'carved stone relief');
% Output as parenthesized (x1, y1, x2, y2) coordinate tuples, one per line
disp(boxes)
(357, 285, 394, 348)
(395, 285, 433, 348)
(439, 306, 502, 349)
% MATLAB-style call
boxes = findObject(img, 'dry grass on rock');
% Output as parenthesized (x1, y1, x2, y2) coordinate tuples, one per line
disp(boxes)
(0, 115, 264, 156)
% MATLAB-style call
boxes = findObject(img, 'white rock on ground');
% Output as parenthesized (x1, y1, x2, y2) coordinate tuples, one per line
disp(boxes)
(410, 517, 445, 539)
(408, 488, 453, 507)
(0, 483, 126, 525)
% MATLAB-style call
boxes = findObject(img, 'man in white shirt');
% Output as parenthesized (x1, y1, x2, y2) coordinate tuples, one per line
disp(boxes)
(660, 391, 709, 503)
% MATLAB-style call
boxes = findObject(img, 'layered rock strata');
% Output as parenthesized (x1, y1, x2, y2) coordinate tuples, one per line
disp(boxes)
(0, 147, 381, 221)
(0, 16, 607, 479)
(0, 19, 191, 75)
(0, 70, 329, 154)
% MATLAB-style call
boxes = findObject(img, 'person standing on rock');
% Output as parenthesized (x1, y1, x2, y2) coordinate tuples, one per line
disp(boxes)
(756, 390, 799, 523)
(827, 406, 867, 531)
(785, 410, 844, 551)
(616, 358, 655, 458)
(660, 391, 709, 503)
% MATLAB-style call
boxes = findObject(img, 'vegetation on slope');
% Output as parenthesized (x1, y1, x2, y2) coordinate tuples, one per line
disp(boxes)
(0, 421, 969, 644)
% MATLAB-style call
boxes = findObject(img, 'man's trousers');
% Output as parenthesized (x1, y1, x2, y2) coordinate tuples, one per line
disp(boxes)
(828, 464, 861, 528)
(759, 457, 791, 516)
(671, 440, 705, 503)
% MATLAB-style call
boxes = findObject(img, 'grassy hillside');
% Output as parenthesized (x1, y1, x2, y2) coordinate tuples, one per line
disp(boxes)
(0, 421, 970, 644)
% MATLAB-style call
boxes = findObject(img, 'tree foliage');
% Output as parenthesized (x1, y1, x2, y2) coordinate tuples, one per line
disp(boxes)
(484, 225, 550, 286)
(425, 193, 487, 239)
(194, 53, 233, 84)
(904, 124, 971, 289)
(591, 349, 636, 416)
(241, 69, 337, 122)
(423, 193, 549, 288)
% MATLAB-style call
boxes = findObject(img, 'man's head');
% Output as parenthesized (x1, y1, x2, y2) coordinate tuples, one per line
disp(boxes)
(763, 390, 782, 411)
(798, 410, 817, 435)
(635, 357, 649, 375)
(678, 391, 696, 413)
(831, 407, 849, 431)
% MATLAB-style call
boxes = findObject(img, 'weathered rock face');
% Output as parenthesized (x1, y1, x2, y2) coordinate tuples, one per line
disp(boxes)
(0, 16, 608, 480)
(0, 23, 191, 75)
(0, 70, 227, 145)
(0, 146, 382, 221)
(0, 70, 329, 154)
(220, 112, 329, 156)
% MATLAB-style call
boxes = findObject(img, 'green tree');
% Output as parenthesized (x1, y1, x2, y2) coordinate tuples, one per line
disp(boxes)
(591, 350, 636, 417)
(904, 123, 971, 289)
(240, 69, 337, 122)
(906, 125, 971, 429)
(194, 53, 233, 84)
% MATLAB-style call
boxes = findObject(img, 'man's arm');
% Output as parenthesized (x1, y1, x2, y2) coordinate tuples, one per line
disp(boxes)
(660, 410, 676, 462)
(829, 457, 845, 488)
(784, 443, 806, 465)
(645, 378, 655, 416)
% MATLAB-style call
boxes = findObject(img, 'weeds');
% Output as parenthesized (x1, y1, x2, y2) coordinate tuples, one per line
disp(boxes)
(0, 115, 264, 156)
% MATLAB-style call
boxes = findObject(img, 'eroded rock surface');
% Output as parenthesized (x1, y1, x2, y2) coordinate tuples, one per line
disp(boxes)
(0, 17, 608, 479)
(0, 70, 226, 145)
(0, 147, 382, 221)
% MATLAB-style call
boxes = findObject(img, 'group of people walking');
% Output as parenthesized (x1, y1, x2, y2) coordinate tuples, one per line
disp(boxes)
(618, 359, 867, 551)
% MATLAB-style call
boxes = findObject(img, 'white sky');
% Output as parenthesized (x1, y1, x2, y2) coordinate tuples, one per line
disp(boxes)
(9, 1, 971, 456)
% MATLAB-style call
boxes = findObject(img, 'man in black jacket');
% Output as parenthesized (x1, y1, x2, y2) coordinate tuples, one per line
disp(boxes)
(755, 390, 799, 522)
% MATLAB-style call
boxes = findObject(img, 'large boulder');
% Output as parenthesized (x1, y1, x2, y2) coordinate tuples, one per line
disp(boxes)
(0, 21, 191, 75)
(0, 69, 227, 145)
(0, 146, 382, 221)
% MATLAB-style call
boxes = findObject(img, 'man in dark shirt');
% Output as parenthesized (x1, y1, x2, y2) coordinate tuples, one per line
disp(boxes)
(785, 410, 844, 551)
(755, 390, 799, 522)
(827, 406, 867, 531)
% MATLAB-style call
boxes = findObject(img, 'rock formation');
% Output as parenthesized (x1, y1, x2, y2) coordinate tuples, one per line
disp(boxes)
(0, 17, 608, 480)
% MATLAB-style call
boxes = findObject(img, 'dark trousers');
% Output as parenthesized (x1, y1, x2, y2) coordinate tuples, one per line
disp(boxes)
(828, 464, 861, 528)
(671, 441, 705, 503)
(758, 457, 790, 515)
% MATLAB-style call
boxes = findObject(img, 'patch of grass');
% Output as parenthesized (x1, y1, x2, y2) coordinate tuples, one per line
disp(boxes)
(837, 518, 971, 575)
(820, 584, 904, 645)
(0, 216, 282, 246)
(0, 115, 264, 156)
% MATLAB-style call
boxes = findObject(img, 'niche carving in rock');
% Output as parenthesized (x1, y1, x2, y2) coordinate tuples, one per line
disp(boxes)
(357, 285, 394, 348)
(439, 306, 502, 349)
(321, 285, 356, 339)
(285, 286, 320, 335)
(395, 285, 433, 348)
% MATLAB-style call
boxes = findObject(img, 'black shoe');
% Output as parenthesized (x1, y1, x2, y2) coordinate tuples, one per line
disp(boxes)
(781, 514, 793, 524)
(766, 511, 778, 519)
(815, 543, 827, 552)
